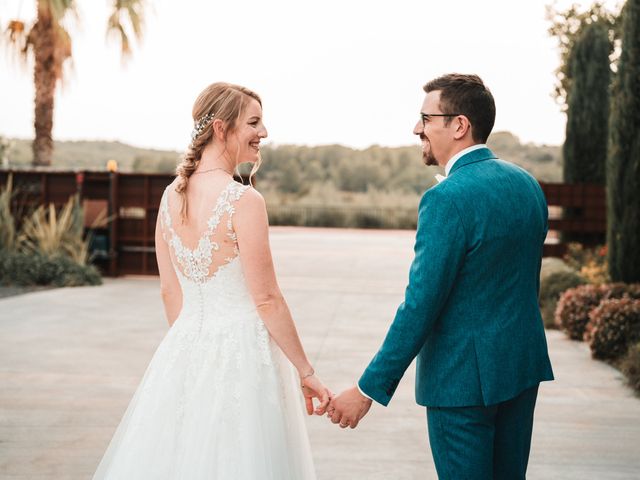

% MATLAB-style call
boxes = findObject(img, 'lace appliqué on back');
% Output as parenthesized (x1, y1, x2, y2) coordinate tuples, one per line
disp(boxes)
(159, 181, 250, 283)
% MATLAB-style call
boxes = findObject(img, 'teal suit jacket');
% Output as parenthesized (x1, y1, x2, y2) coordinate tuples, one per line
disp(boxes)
(359, 147, 554, 407)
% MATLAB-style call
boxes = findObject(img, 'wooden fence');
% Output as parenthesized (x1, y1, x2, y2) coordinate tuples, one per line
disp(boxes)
(0, 170, 606, 276)
(539, 182, 606, 257)
(0, 171, 170, 276)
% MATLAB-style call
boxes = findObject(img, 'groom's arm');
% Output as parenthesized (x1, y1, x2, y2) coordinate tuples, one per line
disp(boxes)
(358, 187, 467, 406)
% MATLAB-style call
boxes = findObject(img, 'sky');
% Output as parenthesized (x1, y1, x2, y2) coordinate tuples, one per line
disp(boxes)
(0, 0, 623, 152)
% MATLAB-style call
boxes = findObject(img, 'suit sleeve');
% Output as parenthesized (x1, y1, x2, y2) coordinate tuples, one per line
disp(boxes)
(358, 188, 467, 406)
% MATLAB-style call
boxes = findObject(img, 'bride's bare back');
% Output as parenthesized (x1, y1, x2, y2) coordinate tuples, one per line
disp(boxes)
(159, 175, 248, 283)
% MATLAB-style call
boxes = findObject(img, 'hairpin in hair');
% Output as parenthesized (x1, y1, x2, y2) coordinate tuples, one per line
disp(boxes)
(190, 112, 214, 142)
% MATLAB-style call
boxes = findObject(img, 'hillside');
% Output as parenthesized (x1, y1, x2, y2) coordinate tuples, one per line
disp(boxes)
(3, 131, 562, 183)
(3, 139, 180, 172)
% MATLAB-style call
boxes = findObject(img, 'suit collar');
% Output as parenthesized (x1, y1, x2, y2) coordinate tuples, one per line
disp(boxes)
(448, 146, 497, 175)
(445, 144, 487, 175)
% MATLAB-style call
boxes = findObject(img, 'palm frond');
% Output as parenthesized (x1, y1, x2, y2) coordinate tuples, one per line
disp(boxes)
(3, 19, 31, 61)
(123, 0, 145, 39)
(106, 0, 147, 60)
(5, 19, 26, 44)
(52, 24, 73, 81)
(107, 17, 131, 57)
(44, 0, 78, 24)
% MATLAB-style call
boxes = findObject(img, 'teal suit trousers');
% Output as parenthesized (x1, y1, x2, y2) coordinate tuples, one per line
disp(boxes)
(427, 385, 539, 480)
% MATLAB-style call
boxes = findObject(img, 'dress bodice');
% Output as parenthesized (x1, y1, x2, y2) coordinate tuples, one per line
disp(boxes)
(159, 180, 255, 323)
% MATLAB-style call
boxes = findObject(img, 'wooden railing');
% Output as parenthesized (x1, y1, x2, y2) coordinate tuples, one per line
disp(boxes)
(0, 170, 606, 276)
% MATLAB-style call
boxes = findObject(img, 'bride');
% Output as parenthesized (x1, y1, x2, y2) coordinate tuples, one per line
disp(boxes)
(93, 82, 330, 479)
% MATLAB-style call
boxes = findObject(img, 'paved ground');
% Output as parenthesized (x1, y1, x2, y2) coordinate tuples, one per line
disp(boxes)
(0, 286, 53, 300)
(1, 227, 639, 479)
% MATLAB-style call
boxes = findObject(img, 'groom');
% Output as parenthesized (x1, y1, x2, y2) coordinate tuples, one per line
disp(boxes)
(328, 74, 554, 479)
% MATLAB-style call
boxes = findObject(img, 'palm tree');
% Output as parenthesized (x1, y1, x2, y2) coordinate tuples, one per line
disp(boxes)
(5, 1, 146, 167)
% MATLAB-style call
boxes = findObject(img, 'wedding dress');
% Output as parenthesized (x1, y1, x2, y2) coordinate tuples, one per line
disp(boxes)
(93, 180, 316, 479)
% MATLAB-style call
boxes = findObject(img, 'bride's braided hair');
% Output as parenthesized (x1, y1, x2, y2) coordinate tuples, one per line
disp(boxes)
(175, 82, 262, 223)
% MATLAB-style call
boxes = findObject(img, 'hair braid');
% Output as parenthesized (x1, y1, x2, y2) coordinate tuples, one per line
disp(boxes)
(175, 123, 214, 222)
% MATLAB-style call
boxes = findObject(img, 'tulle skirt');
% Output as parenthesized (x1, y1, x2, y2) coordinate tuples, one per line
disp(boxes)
(93, 307, 316, 480)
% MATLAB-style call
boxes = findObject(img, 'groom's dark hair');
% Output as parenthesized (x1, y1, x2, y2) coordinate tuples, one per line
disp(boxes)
(424, 74, 496, 143)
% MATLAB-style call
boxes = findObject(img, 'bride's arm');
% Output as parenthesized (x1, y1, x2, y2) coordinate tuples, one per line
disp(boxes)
(155, 213, 182, 327)
(234, 188, 313, 374)
(234, 188, 330, 413)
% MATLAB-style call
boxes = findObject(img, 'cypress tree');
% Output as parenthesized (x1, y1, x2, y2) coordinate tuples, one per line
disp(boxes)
(607, 0, 640, 282)
(563, 22, 611, 184)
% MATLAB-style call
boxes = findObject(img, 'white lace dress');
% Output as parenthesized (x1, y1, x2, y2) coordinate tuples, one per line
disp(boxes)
(93, 180, 316, 479)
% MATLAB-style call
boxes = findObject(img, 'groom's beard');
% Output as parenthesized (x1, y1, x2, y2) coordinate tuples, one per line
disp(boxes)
(421, 135, 438, 166)
(423, 149, 438, 166)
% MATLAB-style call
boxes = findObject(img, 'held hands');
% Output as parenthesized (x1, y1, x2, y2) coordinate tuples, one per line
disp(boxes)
(326, 385, 372, 429)
(301, 373, 332, 415)
(299, 375, 374, 429)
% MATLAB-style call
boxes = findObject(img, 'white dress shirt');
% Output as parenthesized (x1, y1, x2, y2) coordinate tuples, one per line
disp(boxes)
(357, 384, 373, 401)
(444, 144, 487, 176)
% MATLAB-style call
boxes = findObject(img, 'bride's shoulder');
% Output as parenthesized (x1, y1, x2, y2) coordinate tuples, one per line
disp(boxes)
(233, 186, 269, 228)
(163, 178, 180, 196)
(235, 185, 265, 209)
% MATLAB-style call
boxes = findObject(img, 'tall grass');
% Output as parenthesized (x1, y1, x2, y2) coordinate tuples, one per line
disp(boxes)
(17, 195, 91, 265)
(0, 174, 16, 251)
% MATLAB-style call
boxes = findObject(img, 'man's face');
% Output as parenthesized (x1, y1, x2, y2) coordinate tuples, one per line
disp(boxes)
(413, 90, 455, 167)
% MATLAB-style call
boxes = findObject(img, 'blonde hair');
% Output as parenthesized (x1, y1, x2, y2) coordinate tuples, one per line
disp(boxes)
(175, 82, 262, 222)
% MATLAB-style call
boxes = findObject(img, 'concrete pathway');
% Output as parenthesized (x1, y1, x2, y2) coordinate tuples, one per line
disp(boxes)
(1, 227, 639, 479)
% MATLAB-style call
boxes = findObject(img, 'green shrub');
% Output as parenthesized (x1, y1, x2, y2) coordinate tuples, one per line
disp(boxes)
(555, 285, 607, 339)
(395, 211, 417, 229)
(0, 250, 102, 287)
(0, 179, 104, 288)
(352, 211, 384, 229)
(564, 243, 609, 284)
(587, 298, 640, 360)
(305, 209, 347, 228)
(621, 342, 640, 393)
(539, 270, 587, 328)
(267, 208, 304, 226)
(540, 257, 574, 282)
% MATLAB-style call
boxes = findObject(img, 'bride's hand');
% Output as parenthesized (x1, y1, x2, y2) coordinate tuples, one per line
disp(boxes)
(301, 374, 332, 416)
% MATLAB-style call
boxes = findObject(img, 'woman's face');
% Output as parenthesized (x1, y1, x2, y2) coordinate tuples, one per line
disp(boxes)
(227, 98, 268, 164)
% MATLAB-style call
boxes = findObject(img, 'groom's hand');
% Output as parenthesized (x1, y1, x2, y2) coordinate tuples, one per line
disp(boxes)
(327, 385, 372, 429)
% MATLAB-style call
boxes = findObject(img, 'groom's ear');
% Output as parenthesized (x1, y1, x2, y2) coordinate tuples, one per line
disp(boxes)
(452, 115, 471, 140)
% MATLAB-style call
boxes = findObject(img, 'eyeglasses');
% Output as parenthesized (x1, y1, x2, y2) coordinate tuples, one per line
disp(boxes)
(420, 113, 461, 127)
